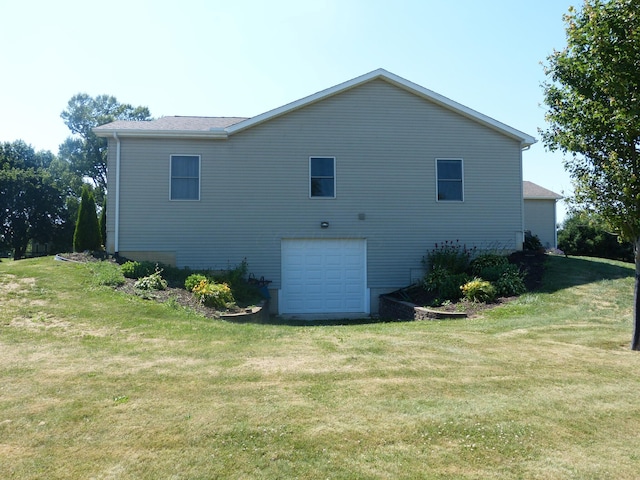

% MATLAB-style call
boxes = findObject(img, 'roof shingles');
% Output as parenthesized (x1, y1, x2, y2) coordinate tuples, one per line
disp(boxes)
(94, 116, 248, 132)
(523, 181, 562, 199)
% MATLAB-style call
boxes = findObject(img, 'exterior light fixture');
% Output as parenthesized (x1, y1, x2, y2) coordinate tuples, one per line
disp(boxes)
(320, 221, 329, 229)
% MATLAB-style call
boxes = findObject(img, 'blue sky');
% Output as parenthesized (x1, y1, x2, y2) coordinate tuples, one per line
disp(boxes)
(2, 0, 575, 220)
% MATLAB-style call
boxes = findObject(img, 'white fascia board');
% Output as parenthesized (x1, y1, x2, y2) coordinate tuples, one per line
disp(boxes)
(379, 70, 538, 148)
(226, 68, 536, 147)
(93, 129, 229, 139)
(225, 70, 386, 135)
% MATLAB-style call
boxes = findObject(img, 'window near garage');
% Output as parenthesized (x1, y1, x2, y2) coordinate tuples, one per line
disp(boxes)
(170, 155, 200, 201)
(310, 157, 336, 198)
(436, 158, 463, 201)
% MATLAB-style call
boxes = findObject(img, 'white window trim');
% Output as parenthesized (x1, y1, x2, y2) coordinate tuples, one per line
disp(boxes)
(170, 154, 201, 201)
(309, 156, 336, 199)
(435, 158, 464, 202)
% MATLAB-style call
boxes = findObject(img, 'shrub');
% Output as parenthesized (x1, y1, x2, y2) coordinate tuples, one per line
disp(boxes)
(87, 261, 125, 287)
(424, 267, 469, 302)
(160, 264, 192, 288)
(494, 265, 527, 297)
(524, 231, 543, 251)
(73, 184, 101, 252)
(470, 254, 511, 282)
(471, 254, 508, 274)
(423, 240, 475, 274)
(134, 269, 168, 291)
(461, 278, 496, 303)
(185, 273, 208, 292)
(192, 279, 234, 309)
(121, 260, 156, 279)
(208, 259, 263, 305)
(558, 211, 634, 262)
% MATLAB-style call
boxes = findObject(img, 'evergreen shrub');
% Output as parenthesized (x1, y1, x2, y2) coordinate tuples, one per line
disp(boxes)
(73, 184, 101, 252)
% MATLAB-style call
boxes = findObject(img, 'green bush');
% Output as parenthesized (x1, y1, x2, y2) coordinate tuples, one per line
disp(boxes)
(207, 260, 263, 305)
(524, 231, 543, 251)
(558, 211, 634, 262)
(87, 261, 125, 287)
(185, 273, 208, 292)
(471, 254, 508, 277)
(192, 279, 235, 309)
(73, 184, 102, 252)
(461, 278, 496, 303)
(121, 260, 156, 279)
(494, 265, 527, 297)
(424, 267, 469, 302)
(159, 264, 192, 288)
(134, 270, 168, 291)
(423, 240, 475, 275)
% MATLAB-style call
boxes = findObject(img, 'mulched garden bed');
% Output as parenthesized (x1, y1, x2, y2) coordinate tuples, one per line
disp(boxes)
(59, 250, 546, 321)
(55, 252, 264, 320)
(383, 251, 546, 318)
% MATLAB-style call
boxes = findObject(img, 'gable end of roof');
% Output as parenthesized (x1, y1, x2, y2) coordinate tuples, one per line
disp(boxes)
(226, 68, 536, 147)
(92, 69, 536, 147)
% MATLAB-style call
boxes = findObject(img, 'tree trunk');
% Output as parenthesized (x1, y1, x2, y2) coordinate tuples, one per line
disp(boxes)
(632, 238, 640, 351)
(13, 244, 26, 261)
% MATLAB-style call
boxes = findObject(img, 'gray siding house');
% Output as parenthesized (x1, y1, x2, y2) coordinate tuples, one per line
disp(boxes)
(94, 69, 536, 316)
(523, 181, 563, 249)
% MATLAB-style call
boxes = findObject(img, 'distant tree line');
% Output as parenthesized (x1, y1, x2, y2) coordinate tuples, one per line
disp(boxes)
(558, 210, 634, 263)
(0, 95, 151, 259)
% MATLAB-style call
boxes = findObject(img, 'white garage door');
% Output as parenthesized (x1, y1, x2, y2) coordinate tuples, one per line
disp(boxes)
(280, 239, 368, 315)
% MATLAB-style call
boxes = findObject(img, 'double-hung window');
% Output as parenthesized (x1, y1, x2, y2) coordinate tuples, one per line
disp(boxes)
(436, 158, 463, 201)
(310, 156, 336, 198)
(170, 155, 200, 201)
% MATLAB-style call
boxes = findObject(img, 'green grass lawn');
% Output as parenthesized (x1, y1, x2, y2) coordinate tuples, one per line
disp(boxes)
(1, 254, 640, 479)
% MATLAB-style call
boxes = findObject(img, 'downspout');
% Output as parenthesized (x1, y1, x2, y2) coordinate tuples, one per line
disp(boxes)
(518, 142, 528, 250)
(554, 198, 559, 249)
(113, 132, 121, 255)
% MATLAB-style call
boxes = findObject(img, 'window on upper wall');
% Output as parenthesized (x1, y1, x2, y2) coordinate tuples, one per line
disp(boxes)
(436, 158, 463, 201)
(310, 156, 336, 198)
(170, 155, 200, 201)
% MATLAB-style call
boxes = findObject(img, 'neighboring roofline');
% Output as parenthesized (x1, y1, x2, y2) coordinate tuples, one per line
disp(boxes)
(523, 181, 563, 200)
(524, 195, 564, 200)
(227, 69, 537, 147)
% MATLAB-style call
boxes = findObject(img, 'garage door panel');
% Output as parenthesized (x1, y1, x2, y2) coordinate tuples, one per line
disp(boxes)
(281, 239, 366, 314)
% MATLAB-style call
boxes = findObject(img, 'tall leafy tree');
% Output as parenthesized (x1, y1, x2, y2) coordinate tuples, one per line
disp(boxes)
(0, 141, 67, 259)
(73, 184, 101, 252)
(59, 94, 151, 198)
(0, 140, 53, 170)
(541, 0, 640, 349)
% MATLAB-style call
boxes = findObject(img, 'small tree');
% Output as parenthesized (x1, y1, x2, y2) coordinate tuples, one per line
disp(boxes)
(73, 184, 101, 252)
(541, 0, 640, 350)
